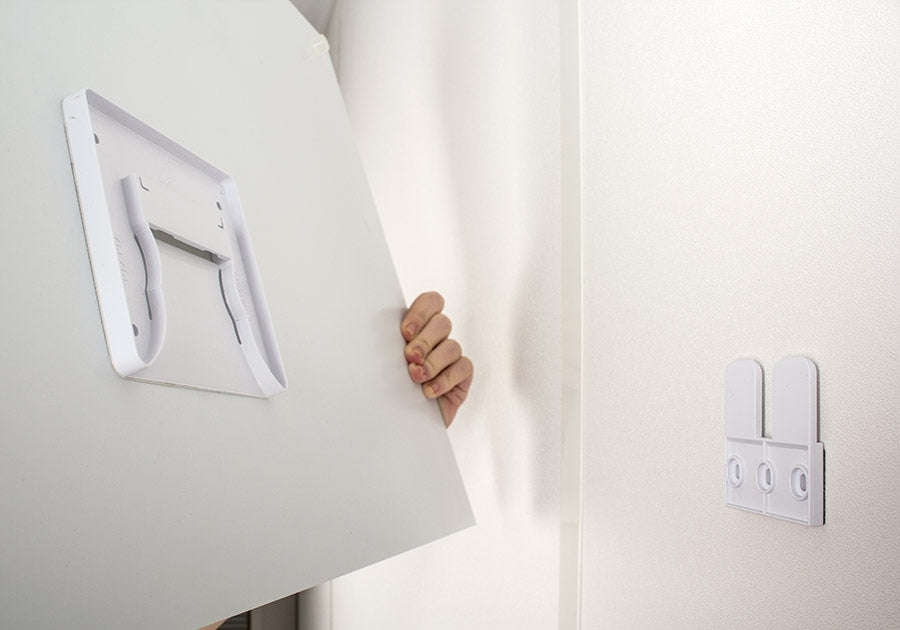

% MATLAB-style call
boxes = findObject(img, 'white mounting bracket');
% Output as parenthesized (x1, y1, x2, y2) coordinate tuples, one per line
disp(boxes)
(63, 89, 287, 398)
(724, 357, 824, 526)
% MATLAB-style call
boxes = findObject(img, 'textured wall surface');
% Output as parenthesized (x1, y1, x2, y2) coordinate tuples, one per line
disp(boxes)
(581, 3, 900, 628)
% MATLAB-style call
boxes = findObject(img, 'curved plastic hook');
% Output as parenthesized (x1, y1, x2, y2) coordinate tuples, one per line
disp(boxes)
(121, 174, 166, 366)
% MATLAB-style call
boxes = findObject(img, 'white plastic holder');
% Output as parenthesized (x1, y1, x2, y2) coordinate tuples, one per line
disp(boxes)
(724, 357, 824, 526)
(63, 89, 287, 398)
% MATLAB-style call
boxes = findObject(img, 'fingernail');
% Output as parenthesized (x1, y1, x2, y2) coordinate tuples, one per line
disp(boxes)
(426, 383, 440, 397)
(405, 324, 418, 339)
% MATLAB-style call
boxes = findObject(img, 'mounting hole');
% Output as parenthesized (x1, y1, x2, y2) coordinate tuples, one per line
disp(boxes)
(726, 456, 743, 488)
(790, 465, 809, 501)
(216, 201, 222, 210)
(132, 324, 139, 337)
(94, 133, 100, 145)
(756, 462, 775, 494)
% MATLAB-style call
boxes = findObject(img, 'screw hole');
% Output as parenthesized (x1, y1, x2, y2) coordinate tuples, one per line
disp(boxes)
(216, 201, 222, 210)
(756, 462, 775, 494)
(132, 324, 139, 337)
(94, 133, 100, 145)
(790, 465, 809, 501)
(726, 456, 743, 488)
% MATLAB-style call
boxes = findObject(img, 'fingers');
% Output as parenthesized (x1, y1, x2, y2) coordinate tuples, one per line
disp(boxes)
(404, 312, 452, 366)
(433, 357, 473, 427)
(421, 354, 473, 398)
(401, 292, 473, 427)
(400, 291, 445, 343)
(407, 338, 462, 384)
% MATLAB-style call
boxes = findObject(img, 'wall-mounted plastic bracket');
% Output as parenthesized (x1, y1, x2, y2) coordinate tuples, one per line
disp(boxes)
(724, 357, 824, 526)
(63, 89, 287, 398)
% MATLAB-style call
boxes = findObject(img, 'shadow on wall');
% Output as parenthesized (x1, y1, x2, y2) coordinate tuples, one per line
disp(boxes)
(435, 2, 561, 519)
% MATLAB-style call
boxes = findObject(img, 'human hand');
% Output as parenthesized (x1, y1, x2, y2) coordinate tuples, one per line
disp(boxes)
(400, 292, 473, 427)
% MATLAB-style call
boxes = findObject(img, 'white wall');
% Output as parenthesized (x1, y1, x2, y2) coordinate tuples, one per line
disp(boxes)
(324, 1, 563, 628)
(581, 3, 900, 628)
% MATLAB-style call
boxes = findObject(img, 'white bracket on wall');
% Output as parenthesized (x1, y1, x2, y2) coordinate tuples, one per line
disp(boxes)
(724, 357, 824, 526)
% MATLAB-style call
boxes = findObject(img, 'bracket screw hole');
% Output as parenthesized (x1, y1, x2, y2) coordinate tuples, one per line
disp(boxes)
(790, 465, 809, 501)
(756, 462, 775, 494)
(726, 456, 743, 488)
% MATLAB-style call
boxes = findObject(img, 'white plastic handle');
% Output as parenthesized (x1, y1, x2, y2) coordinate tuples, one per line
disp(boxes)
(121, 174, 166, 366)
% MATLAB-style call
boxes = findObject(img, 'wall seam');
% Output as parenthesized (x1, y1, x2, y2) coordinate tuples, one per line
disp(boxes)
(559, 0, 584, 628)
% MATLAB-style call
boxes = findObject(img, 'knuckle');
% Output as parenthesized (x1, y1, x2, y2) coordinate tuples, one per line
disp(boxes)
(445, 338, 462, 359)
(424, 291, 445, 309)
(448, 388, 468, 405)
(434, 312, 452, 332)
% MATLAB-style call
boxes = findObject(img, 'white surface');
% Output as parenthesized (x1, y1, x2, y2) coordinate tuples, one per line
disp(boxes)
(0, 2, 472, 629)
(582, 2, 900, 627)
(725, 357, 824, 526)
(320, 1, 563, 629)
(63, 90, 287, 397)
(724, 359, 762, 442)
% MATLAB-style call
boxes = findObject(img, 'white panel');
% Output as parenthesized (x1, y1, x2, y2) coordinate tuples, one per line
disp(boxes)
(582, 2, 900, 628)
(0, 2, 472, 629)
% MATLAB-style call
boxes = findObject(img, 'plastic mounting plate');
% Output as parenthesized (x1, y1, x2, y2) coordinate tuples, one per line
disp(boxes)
(725, 357, 824, 526)
(63, 89, 287, 398)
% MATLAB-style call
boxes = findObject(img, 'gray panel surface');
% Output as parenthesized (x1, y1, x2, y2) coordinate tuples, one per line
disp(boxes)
(0, 2, 473, 628)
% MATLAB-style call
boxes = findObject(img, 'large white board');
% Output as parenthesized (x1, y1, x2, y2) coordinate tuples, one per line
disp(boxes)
(0, 2, 472, 628)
